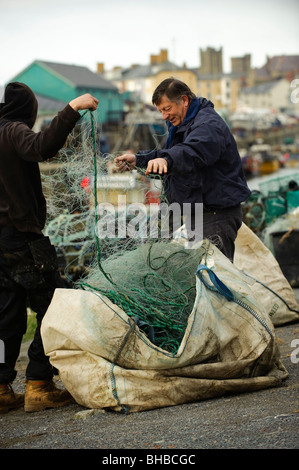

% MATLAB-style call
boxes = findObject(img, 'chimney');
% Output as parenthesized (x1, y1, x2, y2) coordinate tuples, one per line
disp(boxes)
(97, 63, 104, 73)
(150, 49, 169, 65)
(160, 49, 168, 63)
(150, 54, 159, 65)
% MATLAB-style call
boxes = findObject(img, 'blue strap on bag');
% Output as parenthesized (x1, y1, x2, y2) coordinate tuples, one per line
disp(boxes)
(196, 264, 234, 301)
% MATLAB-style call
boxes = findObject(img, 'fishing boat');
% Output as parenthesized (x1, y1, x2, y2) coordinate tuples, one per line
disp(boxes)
(248, 144, 280, 176)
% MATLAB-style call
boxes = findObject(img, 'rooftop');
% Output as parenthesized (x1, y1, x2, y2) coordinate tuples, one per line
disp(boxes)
(120, 61, 181, 80)
(241, 79, 287, 94)
(36, 60, 118, 91)
(254, 55, 299, 79)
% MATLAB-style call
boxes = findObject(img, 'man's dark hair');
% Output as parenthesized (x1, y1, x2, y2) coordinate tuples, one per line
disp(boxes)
(152, 77, 196, 106)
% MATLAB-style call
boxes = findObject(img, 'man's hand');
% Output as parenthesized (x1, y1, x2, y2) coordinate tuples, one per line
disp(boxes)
(69, 94, 99, 111)
(114, 153, 137, 172)
(145, 158, 168, 175)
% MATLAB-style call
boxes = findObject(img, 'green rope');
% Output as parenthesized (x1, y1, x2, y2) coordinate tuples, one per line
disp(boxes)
(89, 110, 114, 284)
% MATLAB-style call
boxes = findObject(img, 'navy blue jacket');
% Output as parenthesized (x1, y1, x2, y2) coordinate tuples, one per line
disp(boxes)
(136, 98, 251, 210)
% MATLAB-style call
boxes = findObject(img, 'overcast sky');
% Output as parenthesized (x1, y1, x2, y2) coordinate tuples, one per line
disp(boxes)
(0, 0, 299, 85)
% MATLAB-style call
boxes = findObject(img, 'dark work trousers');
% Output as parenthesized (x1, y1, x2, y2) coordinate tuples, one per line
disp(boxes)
(187, 205, 243, 262)
(0, 226, 65, 384)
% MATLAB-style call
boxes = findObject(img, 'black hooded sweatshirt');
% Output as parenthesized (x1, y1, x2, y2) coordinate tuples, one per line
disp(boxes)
(0, 82, 81, 233)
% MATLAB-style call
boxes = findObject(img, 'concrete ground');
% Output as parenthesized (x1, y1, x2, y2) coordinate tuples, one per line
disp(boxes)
(0, 292, 298, 452)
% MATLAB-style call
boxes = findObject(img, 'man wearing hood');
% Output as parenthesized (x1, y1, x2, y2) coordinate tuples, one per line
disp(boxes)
(114, 77, 251, 260)
(0, 82, 99, 413)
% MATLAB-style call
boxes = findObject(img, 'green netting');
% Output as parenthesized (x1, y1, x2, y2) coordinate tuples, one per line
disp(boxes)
(79, 241, 207, 353)
(259, 173, 299, 197)
(251, 174, 299, 226)
(286, 190, 299, 212)
(264, 196, 286, 224)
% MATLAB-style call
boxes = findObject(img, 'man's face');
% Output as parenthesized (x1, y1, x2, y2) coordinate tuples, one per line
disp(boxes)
(157, 94, 189, 127)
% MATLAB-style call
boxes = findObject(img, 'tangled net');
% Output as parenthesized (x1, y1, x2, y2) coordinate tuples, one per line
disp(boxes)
(42, 110, 205, 354)
(80, 241, 205, 353)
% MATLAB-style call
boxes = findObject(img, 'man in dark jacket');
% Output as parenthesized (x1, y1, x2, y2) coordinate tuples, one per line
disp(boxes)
(0, 82, 98, 413)
(115, 77, 251, 260)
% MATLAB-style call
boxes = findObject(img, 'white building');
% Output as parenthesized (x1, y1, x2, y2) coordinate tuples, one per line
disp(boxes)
(238, 78, 295, 113)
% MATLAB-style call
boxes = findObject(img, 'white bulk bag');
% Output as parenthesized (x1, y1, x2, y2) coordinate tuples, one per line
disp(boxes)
(41, 241, 288, 412)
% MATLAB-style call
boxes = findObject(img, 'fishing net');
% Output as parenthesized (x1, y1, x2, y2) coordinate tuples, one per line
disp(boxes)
(42, 110, 203, 354)
(80, 241, 206, 353)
